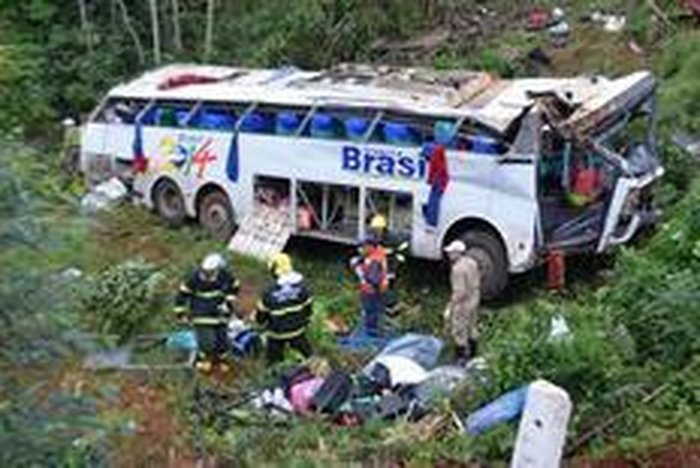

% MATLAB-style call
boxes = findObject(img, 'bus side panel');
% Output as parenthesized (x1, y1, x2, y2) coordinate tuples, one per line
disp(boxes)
(237, 134, 430, 238)
(437, 153, 538, 272)
(132, 128, 244, 218)
(80, 123, 107, 174)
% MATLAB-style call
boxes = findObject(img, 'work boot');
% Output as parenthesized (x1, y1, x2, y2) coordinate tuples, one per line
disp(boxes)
(454, 346, 469, 367)
(217, 362, 231, 374)
(468, 339, 479, 360)
(195, 360, 213, 374)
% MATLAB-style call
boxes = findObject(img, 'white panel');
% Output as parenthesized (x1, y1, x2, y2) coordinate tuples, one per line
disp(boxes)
(510, 379, 572, 468)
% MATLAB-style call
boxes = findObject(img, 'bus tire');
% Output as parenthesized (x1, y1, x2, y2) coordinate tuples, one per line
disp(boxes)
(152, 179, 186, 227)
(459, 229, 508, 300)
(197, 189, 235, 240)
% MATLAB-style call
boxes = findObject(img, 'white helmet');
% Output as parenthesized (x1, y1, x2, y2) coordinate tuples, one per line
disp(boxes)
(444, 240, 467, 254)
(201, 253, 225, 272)
(62, 117, 76, 127)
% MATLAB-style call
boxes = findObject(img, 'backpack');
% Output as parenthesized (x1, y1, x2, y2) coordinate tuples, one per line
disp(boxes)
(311, 370, 353, 414)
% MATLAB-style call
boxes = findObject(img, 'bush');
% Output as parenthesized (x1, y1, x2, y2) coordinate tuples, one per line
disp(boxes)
(81, 260, 167, 342)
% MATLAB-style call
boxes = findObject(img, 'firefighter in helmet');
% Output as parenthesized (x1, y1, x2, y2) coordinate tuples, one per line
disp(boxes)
(175, 253, 240, 373)
(256, 253, 314, 364)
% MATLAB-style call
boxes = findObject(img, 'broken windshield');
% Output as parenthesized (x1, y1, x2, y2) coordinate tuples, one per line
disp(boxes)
(593, 95, 658, 176)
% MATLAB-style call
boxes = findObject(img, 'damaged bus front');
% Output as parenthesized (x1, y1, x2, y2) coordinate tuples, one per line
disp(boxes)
(532, 71, 664, 254)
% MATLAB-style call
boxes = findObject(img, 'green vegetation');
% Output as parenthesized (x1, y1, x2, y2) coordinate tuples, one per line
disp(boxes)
(1, 0, 700, 465)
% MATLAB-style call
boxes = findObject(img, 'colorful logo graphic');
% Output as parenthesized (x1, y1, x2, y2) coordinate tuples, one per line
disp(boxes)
(154, 134, 218, 178)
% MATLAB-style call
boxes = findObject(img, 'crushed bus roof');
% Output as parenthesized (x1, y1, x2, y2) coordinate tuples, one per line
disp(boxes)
(108, 63, 655, 134)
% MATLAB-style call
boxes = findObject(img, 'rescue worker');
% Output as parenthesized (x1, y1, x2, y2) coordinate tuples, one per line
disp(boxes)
(175, 253, 240, 373)
(443, 240, 481, 364)
(256, 253, 314, 364)
(365, 214, 409, 316)
(351, 234, 390, 337)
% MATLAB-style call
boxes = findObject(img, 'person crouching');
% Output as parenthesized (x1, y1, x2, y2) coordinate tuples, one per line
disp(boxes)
(256, 253, 314, 364)
(174, 253, 240, 373)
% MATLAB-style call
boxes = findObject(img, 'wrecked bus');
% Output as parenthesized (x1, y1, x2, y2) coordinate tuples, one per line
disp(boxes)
(80, 64, 664, 298)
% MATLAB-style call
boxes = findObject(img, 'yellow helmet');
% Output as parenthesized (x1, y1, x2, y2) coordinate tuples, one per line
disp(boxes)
(369, 214, 387, 230)
(268, 253, 293, 277)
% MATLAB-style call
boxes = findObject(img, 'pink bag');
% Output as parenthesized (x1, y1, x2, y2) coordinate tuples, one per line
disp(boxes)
(290, 377, 325, 414)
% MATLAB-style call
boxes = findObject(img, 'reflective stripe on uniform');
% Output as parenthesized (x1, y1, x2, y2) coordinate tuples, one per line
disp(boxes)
(256, 299, 268, 312)
(268, 297, 313, 317)
(179, 284, 192, 294)
(174, 306, 188, 314)
(266, 327, 306, 340)
(194, 290, 225, 299)
(225, 295, 238, 302)
(192, 316, 227, 325)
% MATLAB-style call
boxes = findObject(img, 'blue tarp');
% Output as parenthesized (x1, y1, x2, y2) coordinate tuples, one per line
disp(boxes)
(337, 319, 397, 352)
(362, 333, 444, 376)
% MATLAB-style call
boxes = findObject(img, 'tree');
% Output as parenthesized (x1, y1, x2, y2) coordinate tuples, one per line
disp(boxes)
(149, 0, 162, 64)
(76, 0, 93, 54)
(115, 0, 146, 65)
(171, 0, 183, 52)
(204, 0, 215, 60)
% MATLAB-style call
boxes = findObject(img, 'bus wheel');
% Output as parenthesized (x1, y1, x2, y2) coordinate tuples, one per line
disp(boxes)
(153, 179, 186, 227)
(198, 190, 235, 241)
(459, 229, 508, 300)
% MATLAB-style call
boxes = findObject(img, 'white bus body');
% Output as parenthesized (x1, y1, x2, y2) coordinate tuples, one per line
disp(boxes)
(81, 64, 664, 298)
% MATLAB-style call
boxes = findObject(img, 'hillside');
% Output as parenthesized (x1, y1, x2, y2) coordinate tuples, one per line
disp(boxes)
(1, 0, 699, 465)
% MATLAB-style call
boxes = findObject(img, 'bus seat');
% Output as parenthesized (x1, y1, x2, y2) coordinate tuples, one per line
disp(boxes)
(345, 117, 369, 142)
(434, 120, 456, 147)
(240, 112, 272, 133)
(310, 113, 339, 139)
(196, 109, 236, 130)
(383, 122, 420, 146)
(276, 111, 300, 135)
(155, 108, 176, 127)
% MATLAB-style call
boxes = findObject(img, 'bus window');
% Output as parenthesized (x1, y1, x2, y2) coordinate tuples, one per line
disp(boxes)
(95, 98, 147, 124)
(455, 120, 509, 155)
(240, 111, 275, 133)
(310, 113, 341, 139)
(147, 101, 195, 127)
(377, 112, 436, 147)
(275, 111, 301, 135)
(193, 104, 237, 130)
(301, 107, 377, 141)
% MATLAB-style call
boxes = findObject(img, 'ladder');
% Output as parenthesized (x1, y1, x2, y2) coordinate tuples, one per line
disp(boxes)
(227, 205, 292, 261)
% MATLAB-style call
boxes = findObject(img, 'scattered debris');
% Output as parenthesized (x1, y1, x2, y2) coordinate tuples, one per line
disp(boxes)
(590, 11, 627, 33)
(548, 315, 572, 342)
(527, 7, 551, 31)
(84, 333, 196, 371)
(628, 40, 644, 55)
(60, 267, 84, 280)
(462, 385, 528, 435)
(511, 380, 572, 468)
(672, 132, 700, 158)
(80, 177, 129, 214)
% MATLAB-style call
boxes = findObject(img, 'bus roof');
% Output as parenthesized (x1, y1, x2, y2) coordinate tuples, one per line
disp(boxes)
(107, 63, 654, 134)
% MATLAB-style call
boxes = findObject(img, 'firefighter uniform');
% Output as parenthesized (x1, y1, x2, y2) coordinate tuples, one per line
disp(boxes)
(174, 267, 240, 364)
(256, 263, 314, 364)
